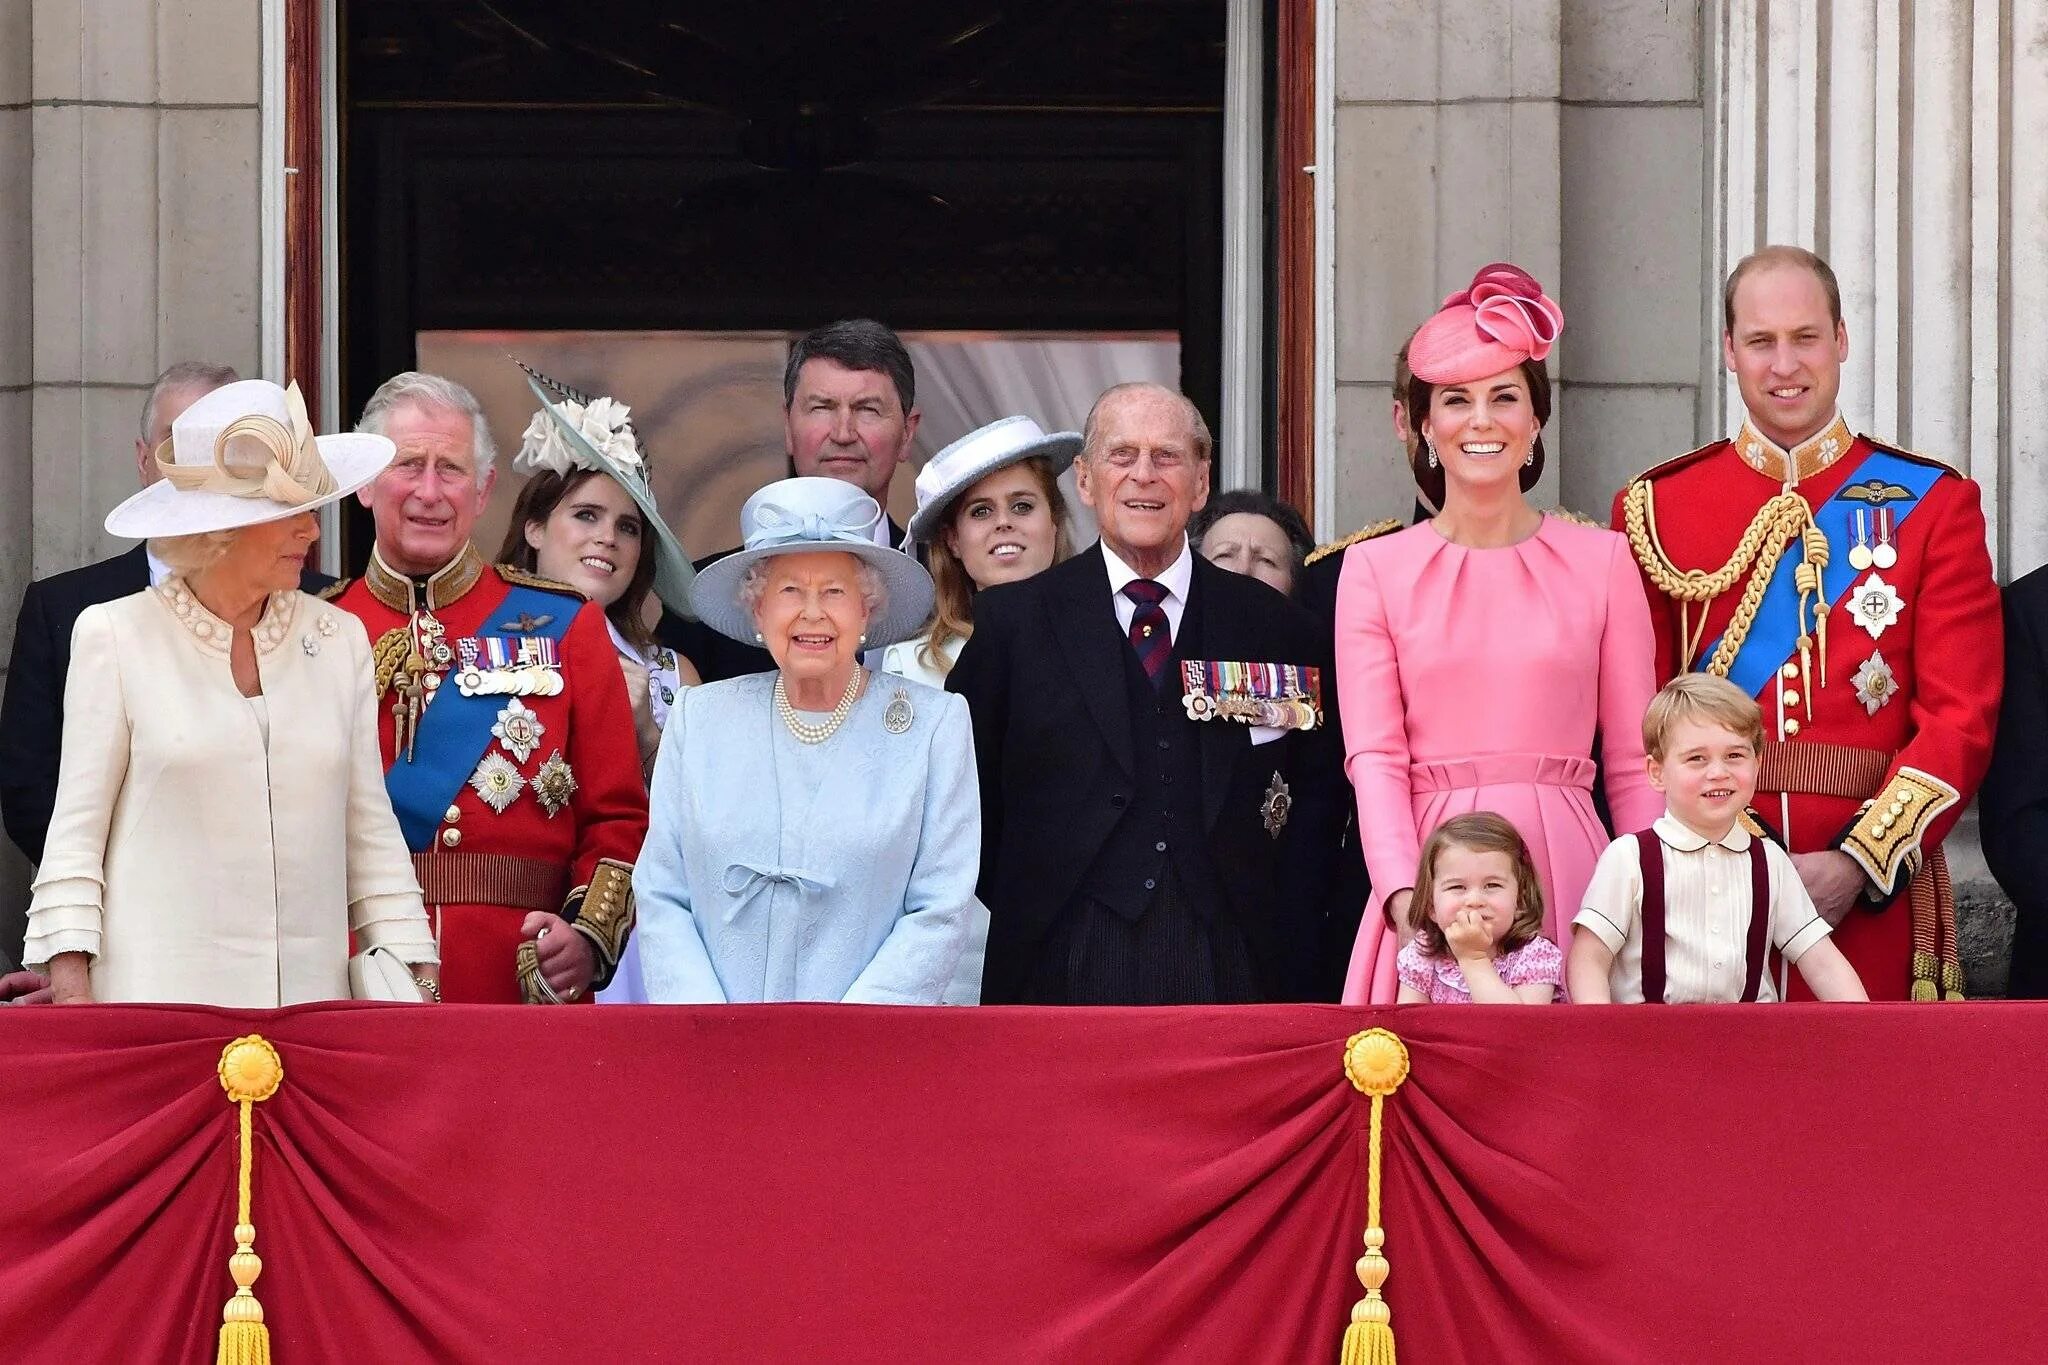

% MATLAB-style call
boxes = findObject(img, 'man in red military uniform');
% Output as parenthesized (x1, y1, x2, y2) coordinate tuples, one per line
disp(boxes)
(328, 372, 647, 1003)
(1613, 246, 2002, 999)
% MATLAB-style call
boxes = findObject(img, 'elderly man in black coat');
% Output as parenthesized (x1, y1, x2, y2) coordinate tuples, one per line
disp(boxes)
(948, 383, 1343, 1005)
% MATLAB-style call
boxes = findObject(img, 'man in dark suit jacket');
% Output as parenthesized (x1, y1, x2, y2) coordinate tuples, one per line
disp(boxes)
(1983, 564, 2048, 998)
(0, 363, 332, 870)
(949, 383, 1343, 1004)
(657, 319, 916, 679)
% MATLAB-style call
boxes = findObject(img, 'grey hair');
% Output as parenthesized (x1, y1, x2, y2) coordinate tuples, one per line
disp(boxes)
(1080, 382, 1214, 464)
(356, 371, 499, 475)
(140, 361, 239, 443)
(737, 555, 888, 620)
(148, 529, 239, 575)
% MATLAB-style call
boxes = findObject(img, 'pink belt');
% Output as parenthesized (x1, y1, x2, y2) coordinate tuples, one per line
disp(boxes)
(1409, 753, 1596, 793)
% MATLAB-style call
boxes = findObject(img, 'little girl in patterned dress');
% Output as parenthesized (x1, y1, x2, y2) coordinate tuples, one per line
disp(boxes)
(1396, 812, 1563, 1004)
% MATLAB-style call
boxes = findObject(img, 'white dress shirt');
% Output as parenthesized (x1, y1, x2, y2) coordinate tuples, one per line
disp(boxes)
(1101, 536, 1193, 641)
(1574, 811, 1832, 1003)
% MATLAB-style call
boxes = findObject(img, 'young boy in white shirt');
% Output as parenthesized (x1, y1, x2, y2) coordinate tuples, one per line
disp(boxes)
(1568, 673, 1868, 1003)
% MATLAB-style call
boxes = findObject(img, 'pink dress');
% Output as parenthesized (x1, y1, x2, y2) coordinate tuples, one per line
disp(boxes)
(1335, 516, 1662, 1003)
(1395, 936, 1564, 1003)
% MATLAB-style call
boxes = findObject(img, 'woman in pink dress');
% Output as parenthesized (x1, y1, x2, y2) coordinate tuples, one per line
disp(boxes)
(1336, 264, 1662, 1003)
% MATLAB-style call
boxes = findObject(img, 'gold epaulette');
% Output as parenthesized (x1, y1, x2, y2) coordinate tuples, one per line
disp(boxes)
(494, 564, 585, 598)
(1304, 518, 1403, 566)
(1859, 434, 1958, 477)
(1546, 507, 1601, 528)
(315, 578, 354, 602)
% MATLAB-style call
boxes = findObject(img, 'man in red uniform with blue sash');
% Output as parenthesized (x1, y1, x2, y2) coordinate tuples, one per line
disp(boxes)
(328, 373, 647, 1003)
(1614, 247, 2002, 1000)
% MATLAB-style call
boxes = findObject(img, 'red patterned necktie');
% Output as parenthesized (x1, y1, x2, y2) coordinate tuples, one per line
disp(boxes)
(1123, 578, 1172, 683)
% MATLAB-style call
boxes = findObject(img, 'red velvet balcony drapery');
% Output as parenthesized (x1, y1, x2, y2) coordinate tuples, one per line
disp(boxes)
(0, 1002, 2039, 1363)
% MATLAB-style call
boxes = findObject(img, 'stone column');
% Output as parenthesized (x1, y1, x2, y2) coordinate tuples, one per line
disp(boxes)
(1710, 0, 2048, 580)
(1326, 0, 1711, 532)
(1328, 0, 1567, 531)
(1, 0, 29, 947)
(0, 0, 265, 951)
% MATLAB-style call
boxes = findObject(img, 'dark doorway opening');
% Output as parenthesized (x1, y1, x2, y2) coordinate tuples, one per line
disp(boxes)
(339, 0, 1229, 569)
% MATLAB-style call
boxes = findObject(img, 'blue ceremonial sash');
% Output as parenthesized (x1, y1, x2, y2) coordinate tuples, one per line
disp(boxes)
(1701, 447, 1943, 698)
(386, 585, 576, 852)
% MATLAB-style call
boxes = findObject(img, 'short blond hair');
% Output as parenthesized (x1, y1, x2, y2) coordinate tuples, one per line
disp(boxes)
(1642, 673, 1764, 760)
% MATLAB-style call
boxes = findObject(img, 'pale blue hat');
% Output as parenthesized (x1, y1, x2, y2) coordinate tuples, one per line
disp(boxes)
(689, 477, 935, 648)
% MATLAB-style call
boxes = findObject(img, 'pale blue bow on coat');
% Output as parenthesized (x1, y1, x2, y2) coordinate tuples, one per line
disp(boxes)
(719, 861, 838, 922)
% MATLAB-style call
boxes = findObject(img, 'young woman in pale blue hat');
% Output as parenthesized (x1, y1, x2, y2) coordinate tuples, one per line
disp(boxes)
(498, 370, 701, 777)
(882, 415, 1080, 688)
(622, 475, 982, 1004)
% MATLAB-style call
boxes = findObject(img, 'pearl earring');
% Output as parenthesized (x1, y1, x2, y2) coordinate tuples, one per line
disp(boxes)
(754, 631, 764, 643)
(859, 633, 869, 645)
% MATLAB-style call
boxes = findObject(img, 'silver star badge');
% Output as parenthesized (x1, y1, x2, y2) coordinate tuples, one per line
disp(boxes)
(491, 698, 545, 763)
(468, 751, 525, 814)
(1848, 573, 1906, 641)
(1852, 651, 1898, 715)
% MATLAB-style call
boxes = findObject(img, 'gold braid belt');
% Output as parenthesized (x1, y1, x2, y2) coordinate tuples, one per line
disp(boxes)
(1621, 480, 1833, 700)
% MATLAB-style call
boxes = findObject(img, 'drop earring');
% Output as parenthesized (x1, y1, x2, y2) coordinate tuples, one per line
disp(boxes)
(1425, 439, 1439, 470)
(1525, 429, 1539, 467)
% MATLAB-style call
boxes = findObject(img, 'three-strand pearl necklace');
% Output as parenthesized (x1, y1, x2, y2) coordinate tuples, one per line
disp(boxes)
(775, 669, 865, 744)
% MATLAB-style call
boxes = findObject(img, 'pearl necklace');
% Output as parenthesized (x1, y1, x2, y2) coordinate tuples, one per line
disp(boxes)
(775, 669, 865, 744)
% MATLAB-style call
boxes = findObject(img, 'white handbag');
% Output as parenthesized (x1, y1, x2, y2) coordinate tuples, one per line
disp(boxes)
(348, 945, 421, 1002)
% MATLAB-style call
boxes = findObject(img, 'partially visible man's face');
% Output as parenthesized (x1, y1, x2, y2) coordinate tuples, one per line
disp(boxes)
(1723, 264, 1847, 451)
(357, 401, 495, 575)
(135, 383, 218, 488)
(784, 357, 919, 504)
(1075, 389, 1211, 571)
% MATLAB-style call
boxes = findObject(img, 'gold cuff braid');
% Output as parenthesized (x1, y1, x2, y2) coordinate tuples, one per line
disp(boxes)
(567, 858, 635, 984)
(1838, 766, 1960, 897)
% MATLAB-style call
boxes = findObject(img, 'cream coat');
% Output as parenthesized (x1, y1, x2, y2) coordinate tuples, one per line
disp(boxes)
(26, 581, 435, 1005)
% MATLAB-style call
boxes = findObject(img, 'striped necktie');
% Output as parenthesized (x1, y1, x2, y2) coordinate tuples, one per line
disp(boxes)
(1123, 578, 1171, 683)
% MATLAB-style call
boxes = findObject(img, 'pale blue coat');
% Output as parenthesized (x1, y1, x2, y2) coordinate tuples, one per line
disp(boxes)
(628, 672, 981, 1003)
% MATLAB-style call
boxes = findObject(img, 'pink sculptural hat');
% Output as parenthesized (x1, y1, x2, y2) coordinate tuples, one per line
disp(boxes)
(1406, 263, 1564, 385)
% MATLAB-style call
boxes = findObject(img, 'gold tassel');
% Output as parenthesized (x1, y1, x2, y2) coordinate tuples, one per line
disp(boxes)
(216, 1036, 285, 1365)
(1339, 1029, 1412, 1365)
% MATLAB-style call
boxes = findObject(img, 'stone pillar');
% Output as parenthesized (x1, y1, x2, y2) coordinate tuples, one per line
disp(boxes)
(1710, 0, 2048, 580)
(1326, 0, 1710, 531)
(0, 0, 266, 953)
(1, 0, 29, 947)
(1328, 0, 1567, 531)
(1557, 0, 1708, 514)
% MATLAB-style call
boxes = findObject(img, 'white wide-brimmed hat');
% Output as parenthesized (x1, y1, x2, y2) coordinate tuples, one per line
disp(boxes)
(904, 415, 1083, 547)
(690, 477, 935, 649)
(105, 379, 394, 539)
(514, 369, 696, 618)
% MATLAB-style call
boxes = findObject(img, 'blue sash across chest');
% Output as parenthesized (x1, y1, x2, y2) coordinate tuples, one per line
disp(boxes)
(1700, 448, 1943, 697)
(386, 585, 575, 852)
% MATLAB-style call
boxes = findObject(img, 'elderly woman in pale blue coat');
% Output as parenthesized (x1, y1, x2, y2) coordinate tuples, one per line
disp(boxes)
(624, 477, 982, 1003)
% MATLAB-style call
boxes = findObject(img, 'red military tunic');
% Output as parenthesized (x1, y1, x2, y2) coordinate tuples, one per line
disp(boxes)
(1612, 414, 2002, 999)
(328, 544, 648, 1002)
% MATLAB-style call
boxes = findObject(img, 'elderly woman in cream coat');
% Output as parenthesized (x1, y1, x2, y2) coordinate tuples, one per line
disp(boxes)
(626, 476, 980, 1003)
(28, 380, 438, 1006)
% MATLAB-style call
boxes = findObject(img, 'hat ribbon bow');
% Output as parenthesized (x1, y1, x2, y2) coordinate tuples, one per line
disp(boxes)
(155, 382, 338, 507)
(748, 497, 882, 549)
